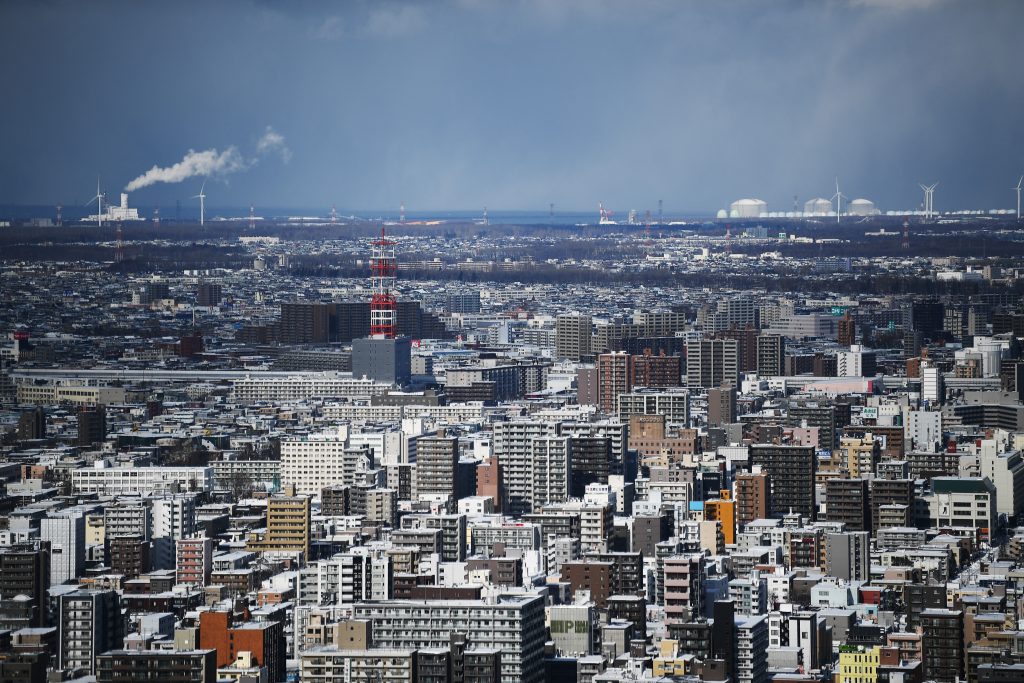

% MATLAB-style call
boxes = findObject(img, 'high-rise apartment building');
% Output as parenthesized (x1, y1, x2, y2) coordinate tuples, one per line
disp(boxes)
(247, 495, 312, 558)
(58, 590, 123, 675)
(556, 314, 592, 361)
(415, 434, 460, 502)
(756, 334, 785, 377)
(750, 445, 816, 520)
(686, 339, 739, 389)
(352, 596, 546, 683)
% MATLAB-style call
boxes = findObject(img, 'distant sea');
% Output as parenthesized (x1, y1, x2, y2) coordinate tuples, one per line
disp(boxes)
(0, 204, 712, 226)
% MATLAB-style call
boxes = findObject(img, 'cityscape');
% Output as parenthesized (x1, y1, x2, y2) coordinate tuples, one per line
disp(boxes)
(1, 2, 1024, 683)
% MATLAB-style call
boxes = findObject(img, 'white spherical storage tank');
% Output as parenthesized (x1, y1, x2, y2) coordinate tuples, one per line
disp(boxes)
(804, 198, 832, 215)
(847, 198, 879, 216)
(729, 198, 767, 218)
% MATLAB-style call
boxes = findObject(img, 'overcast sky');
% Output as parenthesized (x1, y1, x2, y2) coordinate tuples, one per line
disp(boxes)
(1, 0, 1021, 214)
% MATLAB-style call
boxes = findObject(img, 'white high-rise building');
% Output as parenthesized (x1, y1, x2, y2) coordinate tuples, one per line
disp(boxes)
(150, 496, 197, 570)
(531, 436, 571, 509)
(492, 421, 553, 515)
(281, 431, 374, 495)
(41, 512, 86, 586)
(922, 363, 944, 405)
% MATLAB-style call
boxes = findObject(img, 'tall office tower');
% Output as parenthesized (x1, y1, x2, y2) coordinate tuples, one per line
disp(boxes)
(150, 495, 197, 571)
(837, 312, 856, 346)
(756, 334, 785, 377)
(280, 301, 333, 344)
(58, 590, 123, 675)
(907, 300, 945, 341)
(41, 512, 86, 586)
(16, 406, 46, 441)
(196, 280, 223, 307)
(247, 495, 312, 558)
(493, 421, 551, 515)
(735, 472, 770, 530)
(632, 350, 682, 387)
(825, 531, 870, 582)
(0, 541, 50, 628)
(556, 314, 592, 361)
(750, 444, 816, 520)
(707, 386, 737, 426)
(597, 352, 633, 413)
(414, 434, 459, 503)
(76, 406, 106, 447)
(686, 339, 739, 388)
(825, 478, 870, 531)
(921, 609, 964, 683)
(532, 436, 572, 509)
(869, 478, 915, 532)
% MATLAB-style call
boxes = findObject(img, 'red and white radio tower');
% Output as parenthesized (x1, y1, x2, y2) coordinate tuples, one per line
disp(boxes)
(901, 219, 910, 250)
(370, 226, 397, 338)
(249, 206, 256, 230)
(115, 223, 124, 263)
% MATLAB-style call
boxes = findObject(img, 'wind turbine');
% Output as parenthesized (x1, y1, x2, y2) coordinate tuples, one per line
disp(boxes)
(192, 179, 207, 226)
(1014, 176, 1022, 221)
(918, 182, 938, 219)
(831, 177, 847, 224)
(86, 178, 105, 227)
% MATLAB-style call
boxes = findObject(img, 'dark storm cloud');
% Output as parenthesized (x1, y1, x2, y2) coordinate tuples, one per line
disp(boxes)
(0, 0, 1021, 213)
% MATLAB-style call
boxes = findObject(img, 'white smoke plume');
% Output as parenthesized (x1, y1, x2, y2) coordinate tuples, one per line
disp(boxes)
(124, 126, 288, 191)
(257, 126, 291, 163)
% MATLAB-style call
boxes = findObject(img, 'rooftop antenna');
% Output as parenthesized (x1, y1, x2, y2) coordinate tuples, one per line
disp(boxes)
(86, 178, 104, 227)
(831, 177, 847, 224)
(644, 209, 652, 257)
(1014, 176, 1023, 221)
(192, 179, 207, 227)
